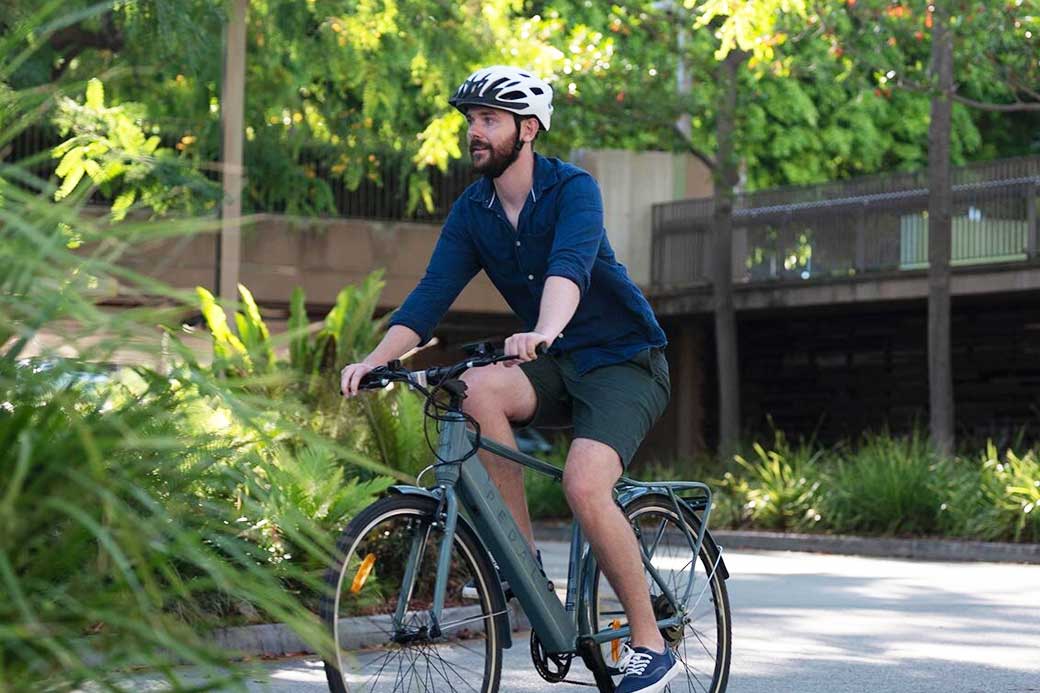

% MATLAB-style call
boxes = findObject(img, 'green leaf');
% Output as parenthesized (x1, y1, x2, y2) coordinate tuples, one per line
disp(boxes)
(288, 287, 310, 372)
(53, 161, 84, 201)
(195, 286, 250, 370)
(237, 283, 274, 374)
(84, 78, 105, 110)
(111, 190, 136, 222)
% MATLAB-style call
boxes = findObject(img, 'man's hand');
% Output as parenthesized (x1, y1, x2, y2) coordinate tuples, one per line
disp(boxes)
(340, 362, 376, 397)
(503, 332, 549, 367)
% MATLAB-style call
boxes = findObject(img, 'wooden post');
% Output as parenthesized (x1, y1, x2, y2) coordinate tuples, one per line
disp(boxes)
(1027, 183, 1038, 259)
(218, 0, 248, 303)
(854, 205, 867, 272)
(675, 323, 706, 462)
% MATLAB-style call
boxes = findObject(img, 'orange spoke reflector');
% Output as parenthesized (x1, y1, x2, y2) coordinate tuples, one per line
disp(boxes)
(351, 553, 377, 594)
(610, 619, 622, 662)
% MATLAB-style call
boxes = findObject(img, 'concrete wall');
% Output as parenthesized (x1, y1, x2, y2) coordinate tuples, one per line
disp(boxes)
(114, 214, 510, 315)
(570, 149, 713, 287)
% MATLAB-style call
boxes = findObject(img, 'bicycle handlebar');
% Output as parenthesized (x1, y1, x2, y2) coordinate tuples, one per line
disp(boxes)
(355, 342, 548, 393)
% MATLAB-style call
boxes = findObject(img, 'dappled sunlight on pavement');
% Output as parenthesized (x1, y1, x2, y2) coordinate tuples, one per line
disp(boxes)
(112, 545, 1040, 692)
(724, 550, 1040, 692)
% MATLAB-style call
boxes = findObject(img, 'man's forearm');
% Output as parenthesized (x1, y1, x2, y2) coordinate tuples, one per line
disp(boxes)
(534, 276, 581, 342)
(363, 324, 422, 366)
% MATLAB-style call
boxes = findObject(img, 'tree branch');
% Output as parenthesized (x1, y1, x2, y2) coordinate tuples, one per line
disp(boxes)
(49, 26, 122, 53)
(950, 93, 1040, 112)
(48, 11, 124, 78)
(675, 130, 717, 171)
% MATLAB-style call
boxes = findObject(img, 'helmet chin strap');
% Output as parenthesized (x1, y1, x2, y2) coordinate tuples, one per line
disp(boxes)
(487, 115, 527, 180)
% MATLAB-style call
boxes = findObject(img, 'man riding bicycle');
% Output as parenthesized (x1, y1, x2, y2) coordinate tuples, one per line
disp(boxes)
(341, 66, 676, 693)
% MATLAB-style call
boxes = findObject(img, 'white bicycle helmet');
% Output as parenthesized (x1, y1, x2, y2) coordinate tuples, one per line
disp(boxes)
(449, 65, 554, 132)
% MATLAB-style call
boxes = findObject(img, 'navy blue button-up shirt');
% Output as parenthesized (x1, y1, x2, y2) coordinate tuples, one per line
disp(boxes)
(388, 154, 667, 375)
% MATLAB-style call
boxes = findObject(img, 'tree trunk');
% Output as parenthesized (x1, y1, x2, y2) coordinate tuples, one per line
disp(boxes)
(927, 4, 955, 457)
(713, 50, 744, 459)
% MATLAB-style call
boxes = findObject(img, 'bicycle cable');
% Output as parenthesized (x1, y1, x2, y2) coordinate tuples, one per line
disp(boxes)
(421, 379, 483, 466)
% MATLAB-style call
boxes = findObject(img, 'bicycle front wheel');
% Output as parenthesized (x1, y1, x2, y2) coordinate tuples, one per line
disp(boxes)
(590, 494, 732, 693)
(321, 494, 505, 693)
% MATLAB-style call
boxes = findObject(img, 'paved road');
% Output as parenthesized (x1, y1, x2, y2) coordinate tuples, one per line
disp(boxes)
(120, 544, 1040, 692)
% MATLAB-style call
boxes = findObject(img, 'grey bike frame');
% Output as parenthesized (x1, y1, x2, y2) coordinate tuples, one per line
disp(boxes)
(403, 410, 717, 656)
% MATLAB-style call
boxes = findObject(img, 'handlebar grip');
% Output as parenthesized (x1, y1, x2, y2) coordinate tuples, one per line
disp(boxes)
(535, 342, 548, 356)
(357, 370, 390, 389)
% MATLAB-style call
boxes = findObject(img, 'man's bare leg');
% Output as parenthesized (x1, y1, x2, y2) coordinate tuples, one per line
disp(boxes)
(461, 363, 539, 552)
(563, 438, 665, 652)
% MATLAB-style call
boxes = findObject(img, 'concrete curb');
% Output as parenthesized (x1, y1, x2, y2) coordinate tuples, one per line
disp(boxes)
(531, 521, 1040, 564)
(208, 602, 531, 660)
(710, 529, 1040, 564)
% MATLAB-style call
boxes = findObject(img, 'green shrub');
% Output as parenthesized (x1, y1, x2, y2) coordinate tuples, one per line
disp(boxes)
(822, 430, 943, 536)
(712, 471, 753, 529)
(0, 356, 338, 689)
(732, 430, 823, 532)
(951, 442, 1040, 543)
(0, 59, 386, 687)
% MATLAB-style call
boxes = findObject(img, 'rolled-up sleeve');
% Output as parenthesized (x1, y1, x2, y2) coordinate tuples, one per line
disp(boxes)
(545, 174, 603, 296)
(387, 201, 480, 345)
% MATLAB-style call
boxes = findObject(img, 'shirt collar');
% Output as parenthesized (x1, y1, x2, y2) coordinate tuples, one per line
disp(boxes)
(468, 153, 560, 208)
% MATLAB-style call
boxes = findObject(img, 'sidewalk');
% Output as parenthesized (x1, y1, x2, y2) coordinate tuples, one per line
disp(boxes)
(203, 525, 1039, 660)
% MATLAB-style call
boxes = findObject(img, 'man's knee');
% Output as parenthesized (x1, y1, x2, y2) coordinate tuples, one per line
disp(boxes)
(460, 368, 496, 413)
(563, 439, 622, 513)
(460, 364, 536, 422)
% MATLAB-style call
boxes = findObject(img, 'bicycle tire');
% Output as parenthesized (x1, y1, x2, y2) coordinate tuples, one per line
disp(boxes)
(588, 493, 732, 693)
(321, 494, 505, 693)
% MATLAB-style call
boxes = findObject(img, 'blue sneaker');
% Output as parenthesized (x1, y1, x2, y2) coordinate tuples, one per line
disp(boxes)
(615, 644, 681, 693)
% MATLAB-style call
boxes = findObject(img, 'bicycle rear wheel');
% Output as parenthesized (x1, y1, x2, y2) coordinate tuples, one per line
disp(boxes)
(321, 494, 505, 693)
(590, 494, 731, 693)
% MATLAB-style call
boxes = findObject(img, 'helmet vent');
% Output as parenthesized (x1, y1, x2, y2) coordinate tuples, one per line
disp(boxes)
(500, 90, 526, 101)
(529, 87, 544, 95)
(487, 77, 511, 92)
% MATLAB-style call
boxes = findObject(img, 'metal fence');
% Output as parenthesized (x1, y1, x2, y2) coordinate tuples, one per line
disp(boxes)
(3, 125, 475, 222)
(651, 156, 1040, 288)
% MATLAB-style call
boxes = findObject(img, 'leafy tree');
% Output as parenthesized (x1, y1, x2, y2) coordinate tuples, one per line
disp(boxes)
(813, 0, 1039, 455)
(51, 77, 219, 219)
(3, 1, 614, 217)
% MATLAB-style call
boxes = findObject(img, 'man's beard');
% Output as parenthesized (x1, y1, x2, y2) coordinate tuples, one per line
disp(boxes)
(470, 137, 518, 178)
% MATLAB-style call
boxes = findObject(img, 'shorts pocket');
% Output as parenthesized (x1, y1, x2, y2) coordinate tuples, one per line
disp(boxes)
(647, 348, 671, 396)
(631, 348, 671, 397)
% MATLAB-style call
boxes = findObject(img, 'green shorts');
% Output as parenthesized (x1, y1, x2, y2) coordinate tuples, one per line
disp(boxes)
(517, 347, 671, 469)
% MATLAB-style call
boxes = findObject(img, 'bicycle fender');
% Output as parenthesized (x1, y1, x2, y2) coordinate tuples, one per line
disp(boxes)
(386, 485, 514, 648)
(609, 490, 730, 582)
(675, 497, 730, 581)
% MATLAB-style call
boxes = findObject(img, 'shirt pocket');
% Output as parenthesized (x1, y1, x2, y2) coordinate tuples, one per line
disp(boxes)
(518, 228, 553, 277)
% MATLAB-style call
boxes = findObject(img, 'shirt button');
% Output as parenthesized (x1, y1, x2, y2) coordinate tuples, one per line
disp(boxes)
(515, 240, 521, 247)
(527, 274, 534, 281)
(558, 333, 564, 339)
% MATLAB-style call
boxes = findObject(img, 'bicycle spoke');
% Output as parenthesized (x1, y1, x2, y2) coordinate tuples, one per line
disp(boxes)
(452, 636, 491, 660)
(425, 645, 482, 693)
(677, 651, 710, 693)
(324, 498, 501, 693)
(598, 502, 727, 693)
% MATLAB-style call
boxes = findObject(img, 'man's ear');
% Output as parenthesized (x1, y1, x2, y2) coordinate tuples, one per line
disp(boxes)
(521, 117, 540, 143)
